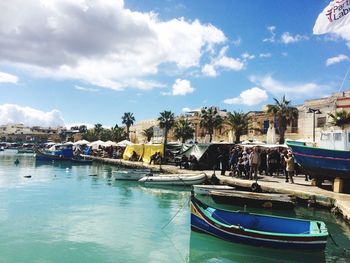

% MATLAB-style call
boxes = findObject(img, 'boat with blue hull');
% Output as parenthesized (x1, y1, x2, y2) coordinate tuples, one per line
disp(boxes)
(286, 141, 350, 180)
(190, 195, 328, 250)
(35, 148, 92, 164)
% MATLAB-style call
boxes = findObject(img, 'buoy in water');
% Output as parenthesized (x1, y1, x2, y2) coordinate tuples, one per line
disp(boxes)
(24, 175, 31, 178)
(14, 159, 20, 165)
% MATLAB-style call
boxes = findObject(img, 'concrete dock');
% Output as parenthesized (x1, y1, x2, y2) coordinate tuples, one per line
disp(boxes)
(85, 155, 350, 225)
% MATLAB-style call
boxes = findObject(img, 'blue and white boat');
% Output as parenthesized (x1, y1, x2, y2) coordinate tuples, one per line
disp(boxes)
(286, 129, 350, 180)
(190, 195, 328, 250)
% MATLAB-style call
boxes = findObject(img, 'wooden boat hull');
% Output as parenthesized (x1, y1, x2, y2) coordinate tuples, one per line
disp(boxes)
(209, 190, 295, 210)
(35, 149, 70, 161)
(193, 185, 235, 195)
(139, 173, 206, 186)
(190, 196, 328, 250)
(287, 142, 350, 179)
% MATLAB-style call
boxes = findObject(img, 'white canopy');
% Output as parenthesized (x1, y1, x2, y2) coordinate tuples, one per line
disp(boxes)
(64, 141, 74, 145)
(116, 139, 132, 147)
(88, 140, 106, 149)
(104, 140, 118, 147)
(73, 139, 90, 145)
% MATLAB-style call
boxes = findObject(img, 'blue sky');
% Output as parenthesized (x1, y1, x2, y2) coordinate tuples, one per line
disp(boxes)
(0, 0, 349, 128)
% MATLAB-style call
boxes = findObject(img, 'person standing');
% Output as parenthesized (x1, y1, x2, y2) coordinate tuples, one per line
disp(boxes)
(249, 147, 260, 180)
(284, 153, 295, 184)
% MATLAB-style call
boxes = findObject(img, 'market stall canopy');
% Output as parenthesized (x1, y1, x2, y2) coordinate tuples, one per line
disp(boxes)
(73, 140, 90, 145)
(104, 140, 118, 147)
(88, 140, 106, 149)
(116, 140, 132, 147)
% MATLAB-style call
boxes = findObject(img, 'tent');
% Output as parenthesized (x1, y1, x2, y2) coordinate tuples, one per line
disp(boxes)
(116, 140, 132, 147)
(88, 140, 106, 150)
(104, 140, 118, 147)
(123, 144, 144, 160)
(142, 144, 164, 164)
(73, 139, 90, 145)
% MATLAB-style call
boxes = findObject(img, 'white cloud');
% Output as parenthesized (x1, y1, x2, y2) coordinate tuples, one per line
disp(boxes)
(202, 46, 244, 77)
(331, 23, 350, 48)
(259, 53, 272, 58)
(182, 107, 191, 112)
(224, 87, 268, 106)
(75, 85, 98, 92)
(170, 79, 194, 96)
(0, 0, 226, 91)
(263, 26, 276, 43)
(280, 32, 309, 44)
(0, 104, 64, 127)
(250, 75, 325, 98)
(326, 54, 349, 66)
(0, 71, 18, 84)
(241, 52, 255, 60)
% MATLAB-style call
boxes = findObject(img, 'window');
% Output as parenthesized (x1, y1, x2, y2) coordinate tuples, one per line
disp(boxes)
(321, 133, 330, 141)
(334, 133, 342, 141)
(316, 117, 326, 128)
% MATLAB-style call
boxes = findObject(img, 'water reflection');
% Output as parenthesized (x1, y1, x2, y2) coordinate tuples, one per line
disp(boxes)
(189, 231, 326, 263)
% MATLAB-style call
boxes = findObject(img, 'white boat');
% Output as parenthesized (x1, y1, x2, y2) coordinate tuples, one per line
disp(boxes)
(139, 173, 207, 186)
(193, 184, 235, 195)
(113, 170, 151, 181)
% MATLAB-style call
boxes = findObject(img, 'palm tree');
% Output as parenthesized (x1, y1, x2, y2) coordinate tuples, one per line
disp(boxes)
(173, 118, 195, 143)
(225, 111, 249, 143)
(122, 112, 135, 139)
(328, 110, 350, 128)
(111, 124, 128, 142)
(266, 96, 298, 144)
(142, 126, 154, 142)
(200, 107, 223, 142)
(158, 110, 175, 145)
(94, 123, 103, 139)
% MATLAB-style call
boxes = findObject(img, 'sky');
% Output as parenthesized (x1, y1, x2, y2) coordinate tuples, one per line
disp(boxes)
(0, 0, 350, 128)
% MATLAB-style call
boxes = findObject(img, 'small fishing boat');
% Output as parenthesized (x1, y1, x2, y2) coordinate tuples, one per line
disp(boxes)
(190, 195, 328, 250)
(139, 173, 206, 186)
(113, 170, 151, 181)
(193, 185, 235, 195)
(70, 157, 93, 164)
(17, 149, 35, 154)
(209, 190, 295, 210)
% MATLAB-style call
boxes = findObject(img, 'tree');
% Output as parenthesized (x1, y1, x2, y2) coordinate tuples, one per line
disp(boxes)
(122, 112, 135, 139)
(94, 123, 103, 139)
(328, 110, 350, 128)
(82, 129, 98, 141)
(111, 124, 128, 142)
(79, 125, 87, 133)
(200, 107, 223, 142)
(173, 118, 195, 143)
(225, 111, 249, 143)
(266, 96, 298, 144)
(142, 126, 154, 142)
(158, 110, 175, 145)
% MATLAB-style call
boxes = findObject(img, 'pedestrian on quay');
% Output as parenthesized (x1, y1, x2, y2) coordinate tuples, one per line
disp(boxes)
(284, 152, 295, 184)
(249, 147, 260, 180)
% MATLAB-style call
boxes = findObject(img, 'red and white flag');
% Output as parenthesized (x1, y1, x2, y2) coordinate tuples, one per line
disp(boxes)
(313, 0, 350, 35)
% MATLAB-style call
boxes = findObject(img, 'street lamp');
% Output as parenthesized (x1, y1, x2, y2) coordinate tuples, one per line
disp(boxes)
(307, 108, 322, 142)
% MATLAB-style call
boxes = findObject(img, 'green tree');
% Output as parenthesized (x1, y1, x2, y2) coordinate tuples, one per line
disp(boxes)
(225, 111, 249, 143)
(79, 125, 87, 133)
(266, 96, 298, 144)
(328, 110, 350, 128)
(122, 112, 135, 139)
(94, 123, 103, 139)
(142, 126, 154, 142)
(111, 124, 128, 142)
(158, 110, 175, 145)
(82, 129, 98, 141)
(173, 118, 195, 143)
(200, 107, 223, 142)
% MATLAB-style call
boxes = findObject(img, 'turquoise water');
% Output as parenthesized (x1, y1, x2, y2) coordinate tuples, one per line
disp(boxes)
(0, 151, 349, 263)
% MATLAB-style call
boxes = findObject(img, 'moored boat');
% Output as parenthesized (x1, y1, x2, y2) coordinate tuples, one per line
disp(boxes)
(193, 184, 235, 195)
(139, 173, 206, 186)
(113, 169, 151, 181)
(190, 195, 328, 250)
(286, 140, 350, 180)
(209, 190, 295, 210)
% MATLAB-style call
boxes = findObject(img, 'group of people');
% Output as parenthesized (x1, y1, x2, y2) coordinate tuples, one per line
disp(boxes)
(215, 146, 300, 183)
(176, 154, 199, 170)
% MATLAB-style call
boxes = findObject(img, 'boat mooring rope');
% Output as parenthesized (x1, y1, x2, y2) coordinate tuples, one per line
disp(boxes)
(161, 197, 189, 230)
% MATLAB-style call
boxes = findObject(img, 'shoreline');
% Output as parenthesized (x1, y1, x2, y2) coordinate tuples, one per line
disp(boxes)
(84, 155, 350, 225)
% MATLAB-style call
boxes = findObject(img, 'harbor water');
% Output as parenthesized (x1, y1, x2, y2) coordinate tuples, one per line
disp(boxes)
(0, 151, 349, 263)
